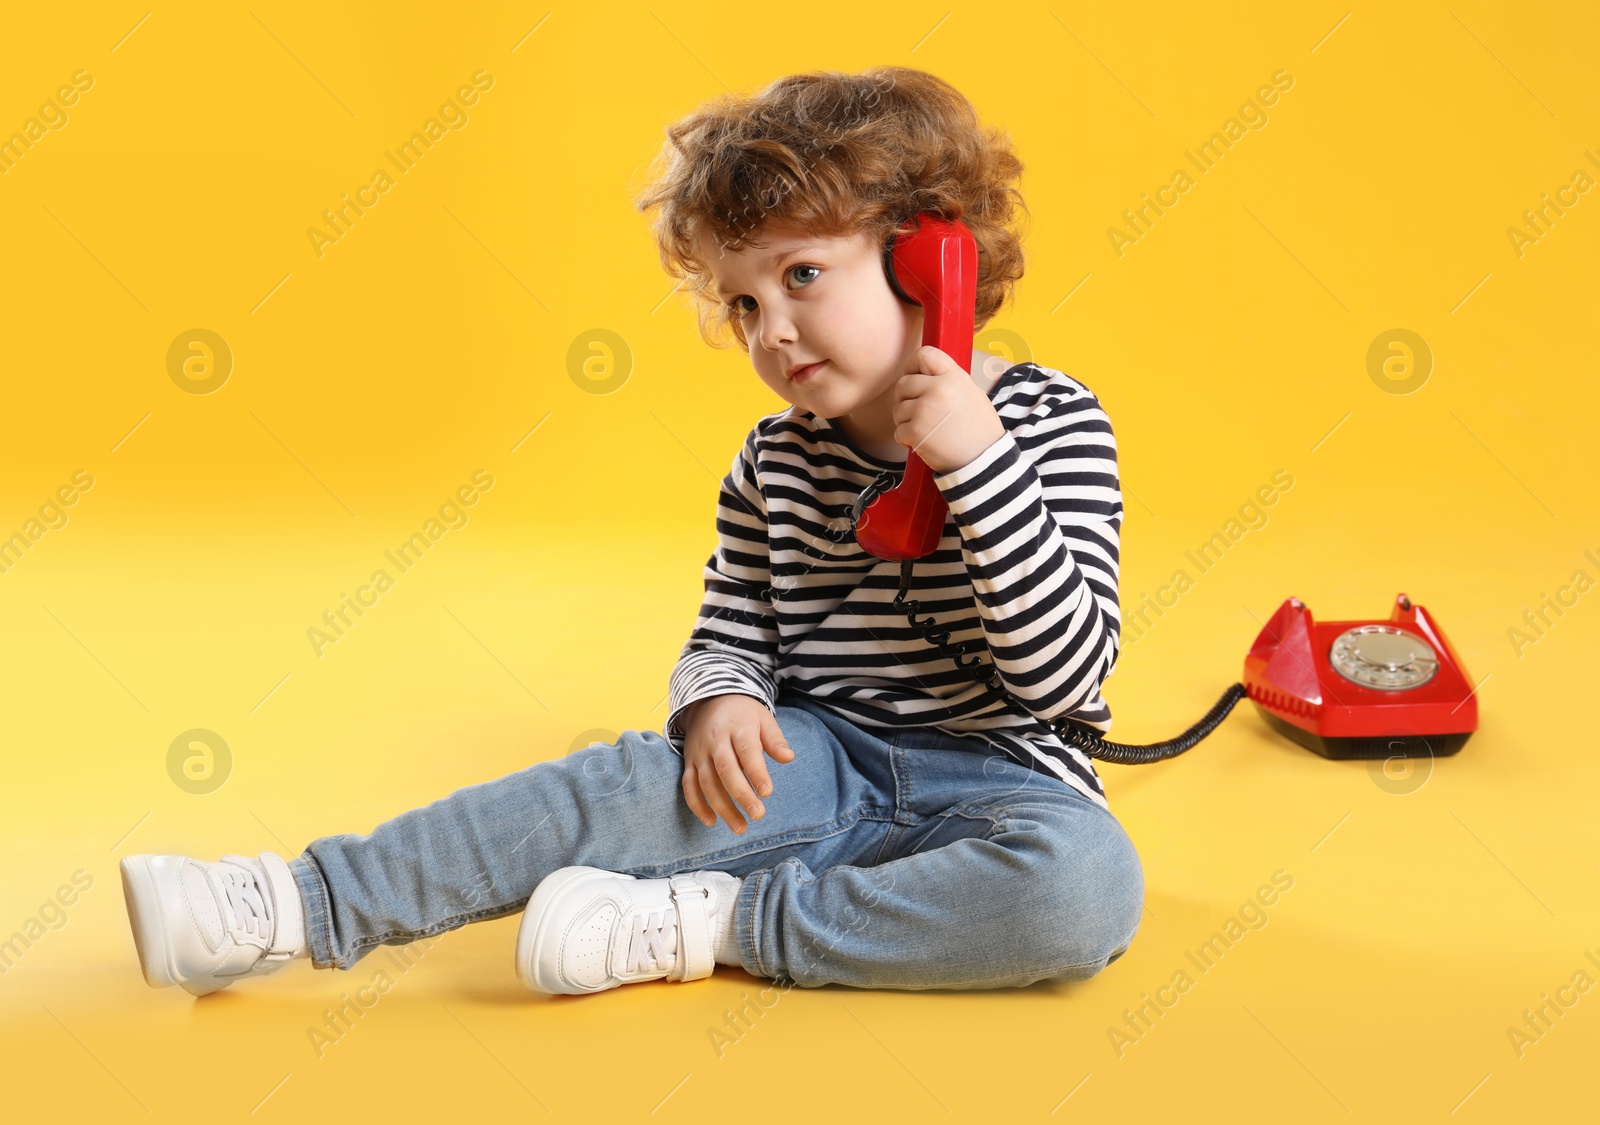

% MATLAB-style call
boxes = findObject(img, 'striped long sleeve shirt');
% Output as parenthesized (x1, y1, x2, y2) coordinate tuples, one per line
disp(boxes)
(665, 361, 1123, 809)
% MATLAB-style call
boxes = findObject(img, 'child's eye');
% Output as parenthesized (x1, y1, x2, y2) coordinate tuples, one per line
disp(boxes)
(726, 264, 821, 318)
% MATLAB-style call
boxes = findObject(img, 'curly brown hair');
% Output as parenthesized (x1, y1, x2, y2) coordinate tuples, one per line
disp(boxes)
(633, 66, 1028, 350)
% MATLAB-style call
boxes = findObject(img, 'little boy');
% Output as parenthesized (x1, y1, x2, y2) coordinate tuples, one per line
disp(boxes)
(119, 66, 1142, 997)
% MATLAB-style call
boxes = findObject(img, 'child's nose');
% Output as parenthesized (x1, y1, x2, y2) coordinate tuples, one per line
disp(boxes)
(757, 308, 798, 352)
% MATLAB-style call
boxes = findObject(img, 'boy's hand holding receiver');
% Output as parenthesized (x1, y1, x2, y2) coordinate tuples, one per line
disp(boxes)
(893, 344, 1006, 473)
(681, 694, 794, 833)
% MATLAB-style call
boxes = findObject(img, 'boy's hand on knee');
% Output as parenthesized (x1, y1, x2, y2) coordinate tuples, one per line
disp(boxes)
(681, 695, 794, 834)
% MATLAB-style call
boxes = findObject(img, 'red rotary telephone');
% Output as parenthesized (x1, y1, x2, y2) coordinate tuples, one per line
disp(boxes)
(848, 212, 1480, 765)
(1244, 593, 1477, 759)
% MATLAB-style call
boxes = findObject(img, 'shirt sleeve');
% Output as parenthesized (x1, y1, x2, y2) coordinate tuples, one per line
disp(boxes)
(664, 431, 781, 753)
(931, 377, 1122, 725)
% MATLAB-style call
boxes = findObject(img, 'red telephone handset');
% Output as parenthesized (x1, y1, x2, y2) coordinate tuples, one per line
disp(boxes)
(853, 213, 979, 561)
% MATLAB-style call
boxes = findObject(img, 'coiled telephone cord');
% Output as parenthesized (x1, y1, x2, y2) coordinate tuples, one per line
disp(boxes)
(893, 559, 1247, 764)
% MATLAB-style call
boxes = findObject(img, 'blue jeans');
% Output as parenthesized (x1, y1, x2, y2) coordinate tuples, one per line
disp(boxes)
(287, 697, 1144, 990)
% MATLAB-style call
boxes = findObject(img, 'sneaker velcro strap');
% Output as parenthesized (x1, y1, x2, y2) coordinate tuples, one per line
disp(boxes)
(257, 851, 306, 959)
(665, 876, 714, 983)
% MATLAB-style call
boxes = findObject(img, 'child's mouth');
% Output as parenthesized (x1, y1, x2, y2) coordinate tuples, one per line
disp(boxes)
(789, 360, 826, 383)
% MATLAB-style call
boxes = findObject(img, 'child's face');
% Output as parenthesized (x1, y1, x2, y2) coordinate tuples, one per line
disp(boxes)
(698, 223, 922, 425)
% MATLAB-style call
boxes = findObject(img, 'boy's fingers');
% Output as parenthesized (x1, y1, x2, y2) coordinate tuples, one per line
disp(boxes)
(730, 727, 775, 801)
(717, 736, 766, 820)
(896, 372, 935, 398)
(681, 764, 716, 827)
(759, 712, 795, 762)
(701, 765, 747, 833)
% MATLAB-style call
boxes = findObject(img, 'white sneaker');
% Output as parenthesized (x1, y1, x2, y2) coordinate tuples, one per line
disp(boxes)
(119, 851, 306, 996)
(515, 866, 728, 995)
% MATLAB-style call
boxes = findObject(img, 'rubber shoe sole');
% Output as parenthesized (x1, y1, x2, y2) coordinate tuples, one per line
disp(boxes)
(119, 855, 232, 997)
(514, 865, 622, 995)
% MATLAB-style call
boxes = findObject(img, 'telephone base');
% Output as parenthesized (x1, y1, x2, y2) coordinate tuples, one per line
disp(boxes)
(1255, 707, 1472, 760)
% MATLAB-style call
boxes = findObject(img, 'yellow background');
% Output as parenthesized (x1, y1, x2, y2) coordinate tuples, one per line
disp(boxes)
(2, 1, 1595, 1120)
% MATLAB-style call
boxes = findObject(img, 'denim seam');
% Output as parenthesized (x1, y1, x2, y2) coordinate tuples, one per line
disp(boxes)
(938, 954, 1116, 989)
(341, 899, 531, 956)
(892, 746, 915, 824)
(870, 824, 897, 867)
(741, 866, 770, 979)
(879, 803, 1006, 865)
(290, 854, 337, 969)
(630, 804, 881, 877)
